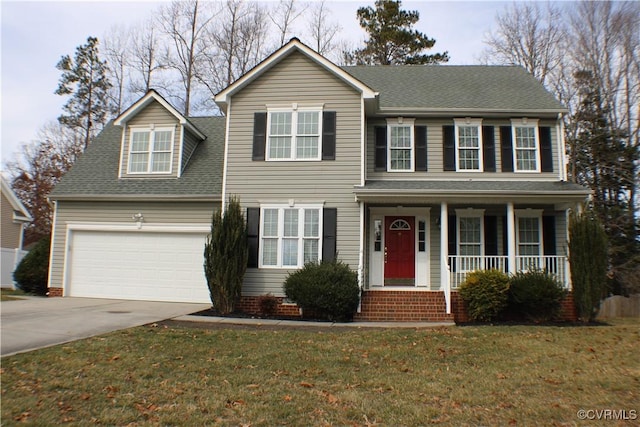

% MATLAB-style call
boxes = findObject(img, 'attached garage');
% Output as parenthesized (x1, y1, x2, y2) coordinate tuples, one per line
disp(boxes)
(66, 227, 210, 303)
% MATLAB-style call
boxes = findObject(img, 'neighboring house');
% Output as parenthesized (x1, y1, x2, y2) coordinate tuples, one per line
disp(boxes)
(1, 176, 33, 288)
(48, 39, 589, 321)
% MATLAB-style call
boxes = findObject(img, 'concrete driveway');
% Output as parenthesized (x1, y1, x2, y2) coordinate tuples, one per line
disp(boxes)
(1, 297, 210, 357)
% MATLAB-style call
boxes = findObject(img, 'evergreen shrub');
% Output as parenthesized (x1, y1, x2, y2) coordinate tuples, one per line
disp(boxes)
(13, 237, 50, 296)
(508, 270, 568, 322)
(459, 269, 510, 322)
(283, 261, 360, 322)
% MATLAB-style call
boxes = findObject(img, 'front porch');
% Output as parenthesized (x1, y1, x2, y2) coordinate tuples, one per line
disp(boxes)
(448, 255, 569, 289)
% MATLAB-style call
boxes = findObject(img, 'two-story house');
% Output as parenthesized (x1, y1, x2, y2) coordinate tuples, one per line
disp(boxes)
(48, 39, 589, 321)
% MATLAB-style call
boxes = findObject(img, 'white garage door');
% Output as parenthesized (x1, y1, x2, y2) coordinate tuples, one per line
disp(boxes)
(68, 230, 210, 303)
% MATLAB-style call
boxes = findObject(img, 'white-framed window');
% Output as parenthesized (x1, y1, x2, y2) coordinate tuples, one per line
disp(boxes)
(515, 210, 543, 256)
(260, 204, 323, 268)
(128, 126, 174, 174)
(454, 118, 483, 171)
(267, 105, 322, 161)
(456, 209, 484, 272)
(387, 118, 415, 172)
(511, 119, 540, 172)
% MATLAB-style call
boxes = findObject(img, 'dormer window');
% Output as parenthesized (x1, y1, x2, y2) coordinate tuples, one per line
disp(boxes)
(128, 127, 174, 174)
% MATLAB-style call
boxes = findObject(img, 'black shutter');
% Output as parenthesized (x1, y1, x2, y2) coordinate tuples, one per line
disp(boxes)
(443, 125, 456, 171)
(252, 112, 267, 161)
(500, 126, 513, 172)
(246, 208, 260, 268)
(484, 216, 498, 255)
(322, 208, 337, 262)
(415, 125, 427, 171)
(482, 126, 496, 172)
(374, 126, 387, 171)
(542, 215, 556, 255)
(448, 215, 457, 272)
(322, 111, 336, 160)
(539, 126, 554, 172)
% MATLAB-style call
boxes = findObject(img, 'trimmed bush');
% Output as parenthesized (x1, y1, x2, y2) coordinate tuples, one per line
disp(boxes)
(283, 261, 360, 322)
(13, 237, 50, 295)
(258, 293, 278, 317)
(508, 270, 568, 322)
(569, 208, 608, 322)
(459, 269, 510, 322)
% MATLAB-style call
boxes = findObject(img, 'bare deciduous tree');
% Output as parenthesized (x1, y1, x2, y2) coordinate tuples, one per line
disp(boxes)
(103, 25, 132, 115)
(5, 123, 84, 244)
(129, 18, 166, 96)
(305, 0, 341, 58)
(158, 0, 217, 115)
(480, 2, 566, 87)
(269, 0, 307, 47)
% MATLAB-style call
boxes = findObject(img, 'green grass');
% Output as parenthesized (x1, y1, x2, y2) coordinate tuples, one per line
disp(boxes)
(1, 320, 638, 426)
(0, 288, 27, 301)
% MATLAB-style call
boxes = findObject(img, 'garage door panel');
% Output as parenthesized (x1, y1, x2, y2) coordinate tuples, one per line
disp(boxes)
(68, 230, 210, 303)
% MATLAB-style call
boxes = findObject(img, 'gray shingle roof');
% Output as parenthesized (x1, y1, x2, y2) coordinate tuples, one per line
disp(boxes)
(342, 65, 566, 113)
(50, 116, 225, 200)
(356, 180, 590, 195)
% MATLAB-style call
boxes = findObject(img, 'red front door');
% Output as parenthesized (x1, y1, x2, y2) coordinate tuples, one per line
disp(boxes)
(384, 216, 415, 285)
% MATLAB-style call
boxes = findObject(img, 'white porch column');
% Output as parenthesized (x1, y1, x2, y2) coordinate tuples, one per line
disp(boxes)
(440, 202, 451, 314)
(507, 202, 516, 274)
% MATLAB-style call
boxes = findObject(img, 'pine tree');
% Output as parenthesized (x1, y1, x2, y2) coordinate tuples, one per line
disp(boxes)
(55, 36, 113, 149)
(204, 197, 248, 314)
(347, 0, 448, 65)
(568, 70, 639, 294)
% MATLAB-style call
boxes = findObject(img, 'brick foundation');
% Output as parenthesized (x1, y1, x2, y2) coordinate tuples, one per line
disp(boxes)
(236, 296, 302, 318)
(47, 287, 63, 297)
(558, 293, 578, 322)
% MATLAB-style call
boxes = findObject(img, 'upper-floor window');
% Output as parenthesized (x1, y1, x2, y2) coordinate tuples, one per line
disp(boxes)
(260, 204, 323, 268)
(387, 118, 415, 172)
(511, 119, 541, 172)
(128, 127, 174, 174)
(267, 106, 322, 161)
(454, 118, 483, 172)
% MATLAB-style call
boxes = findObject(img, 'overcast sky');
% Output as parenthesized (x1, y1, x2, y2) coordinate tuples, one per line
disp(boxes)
(1, 0, 513, 167)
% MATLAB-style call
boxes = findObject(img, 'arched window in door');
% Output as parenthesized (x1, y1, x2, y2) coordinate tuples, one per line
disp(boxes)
(389, 219, 411, 230)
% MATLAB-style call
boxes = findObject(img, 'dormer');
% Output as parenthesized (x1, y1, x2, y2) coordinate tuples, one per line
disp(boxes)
(114, 90, 206, 179)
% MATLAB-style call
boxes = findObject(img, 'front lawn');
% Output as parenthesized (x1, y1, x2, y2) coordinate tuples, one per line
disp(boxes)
(1, 320, 638, 425)
(0, 288, 26, 301)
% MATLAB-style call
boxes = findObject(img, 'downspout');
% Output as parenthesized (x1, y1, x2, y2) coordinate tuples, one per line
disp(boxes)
(46, 199, 58, 295)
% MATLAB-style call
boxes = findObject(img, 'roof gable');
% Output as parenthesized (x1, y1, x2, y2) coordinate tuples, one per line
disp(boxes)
(214, 38, 377, 109)
(114, 89, 206, 139)
(1, 176, 33, 222)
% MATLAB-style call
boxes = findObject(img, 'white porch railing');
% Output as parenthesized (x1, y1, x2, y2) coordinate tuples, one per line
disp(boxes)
(448, 255, 569, 289)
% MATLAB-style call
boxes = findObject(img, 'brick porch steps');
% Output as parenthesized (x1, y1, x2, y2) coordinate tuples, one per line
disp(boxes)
(355, 290, 455, 322)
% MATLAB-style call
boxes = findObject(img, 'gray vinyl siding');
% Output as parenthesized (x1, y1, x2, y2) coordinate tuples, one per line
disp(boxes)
(181, 128, 200, 173)
(225, 51, 362, 297)
(48, 201, 219, 289)
(1, 193, 21, 248)
(366, 118, 561, 180)
(120, 100, 181, 178)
